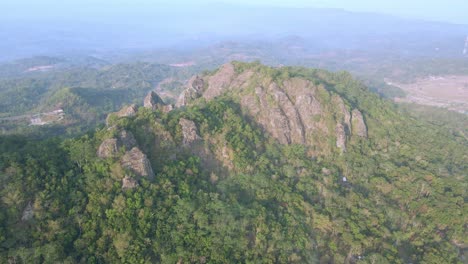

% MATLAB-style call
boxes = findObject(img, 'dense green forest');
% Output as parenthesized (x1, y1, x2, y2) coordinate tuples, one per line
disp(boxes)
(0, 62, 466, 263)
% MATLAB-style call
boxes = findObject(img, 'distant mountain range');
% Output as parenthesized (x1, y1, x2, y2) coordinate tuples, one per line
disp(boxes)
(1, 5, 468, 61)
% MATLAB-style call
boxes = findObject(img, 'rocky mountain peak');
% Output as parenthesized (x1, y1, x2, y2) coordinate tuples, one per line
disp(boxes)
(120, 147, 155, 180)
(176, 62, 368, 154)
(144, 91, 173, 112)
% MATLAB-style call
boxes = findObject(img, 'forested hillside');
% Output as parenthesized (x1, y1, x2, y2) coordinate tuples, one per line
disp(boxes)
(0, 61, 195, 136)
(0, 63, 466, 263)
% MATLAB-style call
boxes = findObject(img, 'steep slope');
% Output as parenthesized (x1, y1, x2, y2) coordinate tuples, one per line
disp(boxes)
(0, 62, 466, 263)
(177, 62, 372, 155)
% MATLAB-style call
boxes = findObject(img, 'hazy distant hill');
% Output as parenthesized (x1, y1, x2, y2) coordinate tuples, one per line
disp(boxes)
(1, 5, 468, 61)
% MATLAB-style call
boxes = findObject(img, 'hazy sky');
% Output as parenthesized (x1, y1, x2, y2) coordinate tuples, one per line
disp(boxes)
(1, 0, 467, 24)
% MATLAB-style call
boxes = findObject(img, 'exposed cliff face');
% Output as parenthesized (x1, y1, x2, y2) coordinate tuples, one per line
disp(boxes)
(176, 76, 204, 107)
(333, 95, 352, 152)
(177, 62, 368, 154)
(204, 63, 237, 100)
(121, 147, 155, 180)
(179, 118, 201, 146)
(351, 109, 368, 138)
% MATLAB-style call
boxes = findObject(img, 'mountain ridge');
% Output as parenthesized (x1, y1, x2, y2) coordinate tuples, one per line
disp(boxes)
(0, 62, 466, 263)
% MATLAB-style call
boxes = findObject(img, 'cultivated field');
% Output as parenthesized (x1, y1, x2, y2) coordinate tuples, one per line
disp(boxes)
(388, 75, 468, 114)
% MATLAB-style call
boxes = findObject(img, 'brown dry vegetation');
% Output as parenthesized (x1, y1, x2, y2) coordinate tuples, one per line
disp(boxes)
(389, 75, 468, 113)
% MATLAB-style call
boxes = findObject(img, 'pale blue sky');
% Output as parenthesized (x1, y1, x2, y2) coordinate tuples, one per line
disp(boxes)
(1, 0, 467, 24)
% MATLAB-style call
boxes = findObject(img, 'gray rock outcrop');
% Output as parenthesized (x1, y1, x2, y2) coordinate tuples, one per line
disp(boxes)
(204, 63, 236, 100)
(351, 109, 368, 138)
(241, 77, 328, 148)
(175, 62, 368, 154)
(176, 87, 201, 108)
(191, 75, 205, 91)
(121, 147, 154, 179)
(122, 176, 138, 189)
(333, 96, 352, 152)
(179, 118, 201, 146)
(176, 76, 205, 107)
(97, 138, 119, 158)
(106, 104, 138, 126)
(335, 123, 347, 151)
(97, 130, 137, 158)
(116, 104, 137, 117)
(144, 91, 172, 112)
(21, 202, 34, 221)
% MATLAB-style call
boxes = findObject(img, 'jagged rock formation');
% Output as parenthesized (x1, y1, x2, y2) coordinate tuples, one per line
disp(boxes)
(204, 63, 237, 100)
(144, 91, 173, 112)
(97, 130, 137, 158)
(122, 176, 138, 189)
(179, 118, 201, 146)
(176, 76, 204, 107)
(121, 147, 154, 179)
(333, 96, 351, 152)
(97, 138, 119, 158)
(335, 123, 347, 151)
(116, 104, 137, 117)
(176, 62, 368, 153)
(351, 109, 368, 138)
(106, 104, 138, 126)
(21, 202, 34, 221)
(191, 75, 205, 91)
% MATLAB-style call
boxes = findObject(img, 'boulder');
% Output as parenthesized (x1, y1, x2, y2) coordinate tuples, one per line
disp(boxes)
(204, 63, 236, 100)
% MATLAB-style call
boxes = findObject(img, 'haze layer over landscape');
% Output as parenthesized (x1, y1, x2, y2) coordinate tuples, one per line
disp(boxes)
(0, 1, 466, 263)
